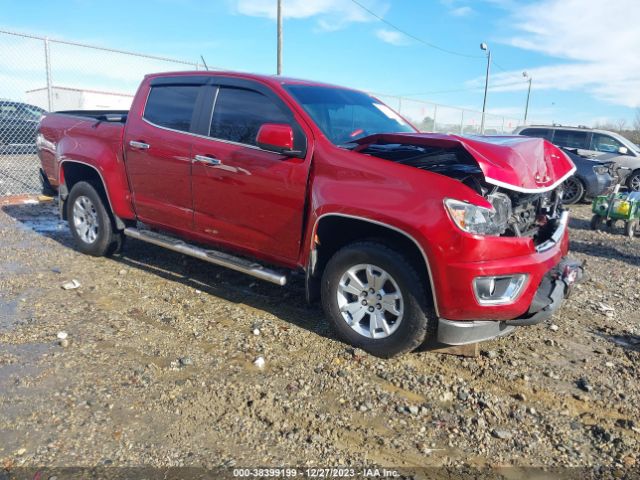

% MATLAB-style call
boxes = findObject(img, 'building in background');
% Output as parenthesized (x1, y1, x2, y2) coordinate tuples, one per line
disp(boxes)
(25, 86, 133, 111)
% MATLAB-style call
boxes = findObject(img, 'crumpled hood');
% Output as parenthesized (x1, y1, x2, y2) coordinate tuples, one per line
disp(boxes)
(355, 133, 576, 193)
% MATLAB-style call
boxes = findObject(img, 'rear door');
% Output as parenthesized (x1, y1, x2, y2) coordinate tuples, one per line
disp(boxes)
(123, 77, 207, 232)
(551, 129, 593, 156)
(518, 127, 553, 141)
(189, 79, 311, 264)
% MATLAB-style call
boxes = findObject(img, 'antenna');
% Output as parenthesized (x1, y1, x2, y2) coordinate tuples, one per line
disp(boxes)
(200, 55, 209, 71)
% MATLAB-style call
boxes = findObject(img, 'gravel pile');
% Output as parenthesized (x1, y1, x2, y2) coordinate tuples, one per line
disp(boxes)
(0, 201, 638, 474)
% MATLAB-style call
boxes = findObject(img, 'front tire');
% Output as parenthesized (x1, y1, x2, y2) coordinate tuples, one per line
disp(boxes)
(321, 241, 434, 358)
(562, 177, 585, 205)
(590, 215, 605, 230)
(66, 181, 123, 257)
(627, 171, 640, 192)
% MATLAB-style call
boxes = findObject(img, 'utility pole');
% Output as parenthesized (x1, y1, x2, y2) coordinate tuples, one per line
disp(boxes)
(277, 0, 283, 75)
(523, 72, 532, 125)
(480, 42, 490, 135)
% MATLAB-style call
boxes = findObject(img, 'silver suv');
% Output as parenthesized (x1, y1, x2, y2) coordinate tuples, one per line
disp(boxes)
(513, 125, 640, 191)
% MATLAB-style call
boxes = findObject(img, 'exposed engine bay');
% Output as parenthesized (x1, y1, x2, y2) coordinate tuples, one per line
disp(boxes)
(356, 141, 564, 245)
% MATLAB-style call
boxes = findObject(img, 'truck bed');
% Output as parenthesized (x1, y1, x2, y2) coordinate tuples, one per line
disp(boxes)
(38, 111, 127, 189)
(54, 110, 128, 123)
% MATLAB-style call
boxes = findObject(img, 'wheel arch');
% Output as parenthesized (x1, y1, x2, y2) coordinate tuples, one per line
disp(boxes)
(59, 160, 126, 230)
(306, 213, 439, 316)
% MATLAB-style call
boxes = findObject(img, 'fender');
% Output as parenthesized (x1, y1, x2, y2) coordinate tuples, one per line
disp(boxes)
(56, 130, 136, 222)
(309, 212, 441, 316)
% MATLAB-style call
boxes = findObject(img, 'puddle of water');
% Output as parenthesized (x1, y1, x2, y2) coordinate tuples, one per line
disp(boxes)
(0, 342, 53, 391)
(0, 297, 20, 331)
(0, 261, 31, 279)
(19, 216, 68, 234)
(606, 334, 640, 350)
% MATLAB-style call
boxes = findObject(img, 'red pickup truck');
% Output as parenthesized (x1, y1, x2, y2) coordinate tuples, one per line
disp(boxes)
(37, 71, 582, 357)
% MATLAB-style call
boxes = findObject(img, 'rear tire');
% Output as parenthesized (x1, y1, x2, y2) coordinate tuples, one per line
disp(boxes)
(66, 181, 124, 257)
(562, 177, 584, 205)
(321, 241, 434, 358)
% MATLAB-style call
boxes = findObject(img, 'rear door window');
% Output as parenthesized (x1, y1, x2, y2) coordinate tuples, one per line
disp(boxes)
(519, 128, 553, 141)
(552, 129, 589, 149)
(143, 85, 200, 132)
(209, 87, 290, 146)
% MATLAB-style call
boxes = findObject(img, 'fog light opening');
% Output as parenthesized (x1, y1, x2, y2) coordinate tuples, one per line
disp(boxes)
(473, 275, 527, 305)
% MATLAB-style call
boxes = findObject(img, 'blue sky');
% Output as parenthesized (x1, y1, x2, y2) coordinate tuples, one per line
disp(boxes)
(1, 0, 638, 127)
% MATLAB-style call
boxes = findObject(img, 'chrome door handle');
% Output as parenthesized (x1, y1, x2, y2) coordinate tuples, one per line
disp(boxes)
(193, 155, 221, 166)
(129, 140, 150, 150)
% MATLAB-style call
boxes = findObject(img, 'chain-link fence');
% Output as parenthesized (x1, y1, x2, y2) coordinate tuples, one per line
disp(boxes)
(0, 29, 522, 197)
(0, 30, 203, 196)
(374, 94, 520, 136)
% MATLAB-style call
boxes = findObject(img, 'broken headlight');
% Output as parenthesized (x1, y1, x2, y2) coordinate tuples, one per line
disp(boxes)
(444, 197, 510, 236)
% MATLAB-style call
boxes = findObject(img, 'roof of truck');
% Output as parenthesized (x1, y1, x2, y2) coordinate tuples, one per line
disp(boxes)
(144, 70, 362, 92)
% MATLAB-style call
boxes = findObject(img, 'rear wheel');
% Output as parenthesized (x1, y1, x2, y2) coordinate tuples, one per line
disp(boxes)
(625, 219, 638, 239)
(66, 181, 124, 257)
(321, 241, 434, 358)
(562, 177, 585, 204)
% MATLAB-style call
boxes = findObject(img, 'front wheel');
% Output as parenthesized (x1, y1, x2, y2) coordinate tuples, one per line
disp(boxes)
(321, 241, 434, 358)
(562, 177, 585, 204)
(627, 172, 640, 192)
(66, 181, 124, 257)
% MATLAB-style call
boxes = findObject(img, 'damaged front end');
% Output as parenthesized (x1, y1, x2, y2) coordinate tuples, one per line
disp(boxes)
(354, 134, 574, 249)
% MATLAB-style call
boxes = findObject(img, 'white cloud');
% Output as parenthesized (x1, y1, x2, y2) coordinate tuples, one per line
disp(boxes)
(375, 29, 410, 46)
(232, 0, 389, 31)
(485, 0, 640, 108)
(450, 6, 473, 16)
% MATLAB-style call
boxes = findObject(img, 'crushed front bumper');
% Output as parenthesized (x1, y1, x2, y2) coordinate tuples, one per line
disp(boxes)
(437, 257, 584, 345)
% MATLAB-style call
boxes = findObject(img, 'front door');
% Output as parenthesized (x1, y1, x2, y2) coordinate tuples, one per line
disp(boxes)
(190, 82, 311, 264)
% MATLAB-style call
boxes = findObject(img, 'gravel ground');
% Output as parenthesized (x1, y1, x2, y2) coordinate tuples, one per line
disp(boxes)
(0, 200, 639, 477)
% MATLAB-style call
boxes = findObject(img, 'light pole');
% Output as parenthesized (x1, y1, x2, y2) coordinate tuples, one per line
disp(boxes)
(277, 0, 283, 75)
(523, 71, 532, 125)
(480, 42, 491, 134)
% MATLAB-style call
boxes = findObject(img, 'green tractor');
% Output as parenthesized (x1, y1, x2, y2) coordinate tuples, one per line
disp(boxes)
(591, 190, 640, 238)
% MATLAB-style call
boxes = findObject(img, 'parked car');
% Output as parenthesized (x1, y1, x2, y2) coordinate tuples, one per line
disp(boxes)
(513, 125, 640, 192)
(37, 71, 582, 358)
(0, 100, 46, 152)
(559, 148, 615, 204)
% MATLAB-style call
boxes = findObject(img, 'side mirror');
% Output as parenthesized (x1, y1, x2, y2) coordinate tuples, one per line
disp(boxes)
(618, 146, 629, 155)
(256, 123, 301, 157)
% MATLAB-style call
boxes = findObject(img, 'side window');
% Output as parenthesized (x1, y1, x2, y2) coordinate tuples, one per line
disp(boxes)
(552, 130, 589, 149)
(591, 133, 624, 153)
(210, 87, 290, 146)
(143, 85, 200, 132)
(519, 128, 552, 141)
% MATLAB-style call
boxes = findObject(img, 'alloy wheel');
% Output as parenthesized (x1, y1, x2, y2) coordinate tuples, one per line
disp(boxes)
(72, 195, 99, 244)
(336, 263, 404, 339)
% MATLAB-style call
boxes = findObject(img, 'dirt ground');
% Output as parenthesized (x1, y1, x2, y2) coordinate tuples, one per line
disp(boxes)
(0, 200, 639, 478)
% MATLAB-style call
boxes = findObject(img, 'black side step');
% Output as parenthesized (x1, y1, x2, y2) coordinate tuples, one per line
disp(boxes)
(123, 228, 287, 286)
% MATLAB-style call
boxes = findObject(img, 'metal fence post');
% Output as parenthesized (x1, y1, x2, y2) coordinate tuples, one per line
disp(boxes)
(433, 105, 438, 132)
(44, 37, 53, 111)
(460, 110, 464, 135)
(501, 117, 505, 134)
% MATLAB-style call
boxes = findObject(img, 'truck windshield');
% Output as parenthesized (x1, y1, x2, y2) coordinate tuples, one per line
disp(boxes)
(284, 85, 415, 146)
